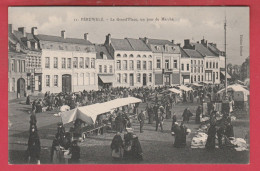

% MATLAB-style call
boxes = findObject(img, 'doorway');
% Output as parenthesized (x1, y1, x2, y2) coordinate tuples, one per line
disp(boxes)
(62, 74, 72, 93)
(143, 73, 147, 86)
(17, 78, 25, 97)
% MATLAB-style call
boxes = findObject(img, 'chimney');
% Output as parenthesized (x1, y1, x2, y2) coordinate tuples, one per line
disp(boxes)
(18, 27, 26, 37)
(184, 39, 190, 47)
(31, 27, 38, 35)
(61, 30, 66, 39)
(84, 33, 88, 41)
(144, 37, 148, 44)
(8, 24, 13, 34)
(201, 38, 207, 47)
(177, 43, 181, 47)
(106, 33, 111, 45)
(171, 40, 174, 45)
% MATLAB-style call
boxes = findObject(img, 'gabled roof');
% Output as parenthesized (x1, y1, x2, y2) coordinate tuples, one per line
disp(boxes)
(95, 44, 113, 60)
(145, 38, 173, 46)
(183, 49, 203, 58)
(111, 38, 133, 51)
(125, 38, 151, 51)
(191, 43, 217, 57)
(36, 34, 93, 45)
(180, 47, 190, 58)
(111, 38, 151, 51)
(207, 43, 221, 56)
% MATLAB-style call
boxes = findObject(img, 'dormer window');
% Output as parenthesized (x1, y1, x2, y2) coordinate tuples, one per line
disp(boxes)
(101, 52, 107, 60)
(155, 46, 160, 50)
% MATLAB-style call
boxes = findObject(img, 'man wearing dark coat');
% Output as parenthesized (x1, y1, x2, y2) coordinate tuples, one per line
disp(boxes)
(195, 105, 202, 124)
(26, 124, 41, 164)
(172, 122, 182, 148)
(182, 108, 193, 123)
(138, 110, 145, 133)
(115, 113, 124, 133)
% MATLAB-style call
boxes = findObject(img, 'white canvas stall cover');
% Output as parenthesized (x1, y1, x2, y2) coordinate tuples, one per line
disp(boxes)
(178, 85, 193, 92)
(60, 103, 112, 124)
(102, 97, 142, 109)
(217, 84, 250, 101)
(168, 88, 182, 94)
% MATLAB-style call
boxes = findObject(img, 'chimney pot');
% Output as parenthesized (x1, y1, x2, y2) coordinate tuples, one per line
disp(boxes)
(31, 27, 38, 35)
(144, 37, 148, 44)
(84, 33, 88, 41)
(106, 33, 111, 45)
(61, 30, 66, 39)
(18, 27, 26, 37)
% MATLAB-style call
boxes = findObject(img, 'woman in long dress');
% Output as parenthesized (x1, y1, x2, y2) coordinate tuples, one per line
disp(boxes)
(111, 132, 124, 160)
(26, 124, 41, 164)
(205, 123, 217, 150)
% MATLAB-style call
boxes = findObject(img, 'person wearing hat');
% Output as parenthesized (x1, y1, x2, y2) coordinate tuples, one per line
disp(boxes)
(182, 107, 193, 123)
(195, 105, 202, 124)
(26, 124, 41, 164)
(138, 110, 145, 133)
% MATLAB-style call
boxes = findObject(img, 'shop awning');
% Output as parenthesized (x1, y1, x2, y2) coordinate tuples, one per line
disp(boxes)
(221, 71, 231, 79)
(99, 75, 114, 83)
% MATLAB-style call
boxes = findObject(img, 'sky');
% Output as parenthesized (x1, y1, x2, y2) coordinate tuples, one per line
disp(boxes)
(8, 7, 249, 65)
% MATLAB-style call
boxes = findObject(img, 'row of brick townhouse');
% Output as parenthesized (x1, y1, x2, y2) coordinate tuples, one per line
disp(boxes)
(8, 24, 227, 98)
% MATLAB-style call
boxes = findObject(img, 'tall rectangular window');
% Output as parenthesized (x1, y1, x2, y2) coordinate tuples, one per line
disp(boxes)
(117, 73, 121, 83)
(11, 59, 15, 71)
(149, 73, 152, 82)
(213, 62, 215, 68)
(54, 57, 58, 68)
(216, 72, 218, 79)
(85, 57, 89, 68)
(129, 60, 134, 70)
(202, 75, 203, 81)
(148, 61, 152, 70)
(109, 65, 113, 73)
(12, 78, 15, 91)
(191, 60, 193, 64)
(194, 75, 196, 82)
(73, 57, 78, 68)
(216, 62, 218, 68)
(137, 60, 141, 70)
(99, 65, 102, 73)
(198, 60, 200, 65)
(54, 75, 58, 86)
(156, 59, 161, 69)
(67, 58, 71, 69)
(165, 60, 169, 69)
(79, 57, 84, 68)
(117, 60, 121, 70)
(194, 67, 196, 73)
(123, 60, 127, 70)
(91, 58, 95, 68)
(210, 62, 212, 68)
(137, 73, 141, 83)
(46, 75, 50, 87)
(194, 60, 196, 65)
(104, 65, 107, 73)
(181, 64, 184, 71)
(62, 58, 66, 69)
(191, 67, 193, 73)
(198, 67, 200, 73)
(174, 60, 177, 69)
(198, 75, 200, 82)
(206, 62, 208, 68)
(45, 57, 50, 68)
(187, 64, 189, 71)
(123, 73, 127, 83)
(143, 61, 147, 70)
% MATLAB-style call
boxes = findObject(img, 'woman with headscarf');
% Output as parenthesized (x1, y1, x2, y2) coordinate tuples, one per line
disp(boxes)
(26, 124, 41, 164)
(205, 122, 217, 150)
(111, 132, 124, 160)
(130, 134, 143, 162)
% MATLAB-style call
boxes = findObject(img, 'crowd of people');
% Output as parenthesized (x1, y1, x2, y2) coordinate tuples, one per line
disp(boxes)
(23, 82, 244, 164)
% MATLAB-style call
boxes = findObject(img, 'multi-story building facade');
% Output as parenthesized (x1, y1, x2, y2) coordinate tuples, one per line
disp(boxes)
(183, 39, 204, 83)
(35, 30, 97, 93)
(179, 47, 191, 84)
(191, 39, 221, 84)
(141, 38, 181, 86)
(8, 25, 28, 99)
(104, 34, 153, 87)
(95, 44, 115, 89)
